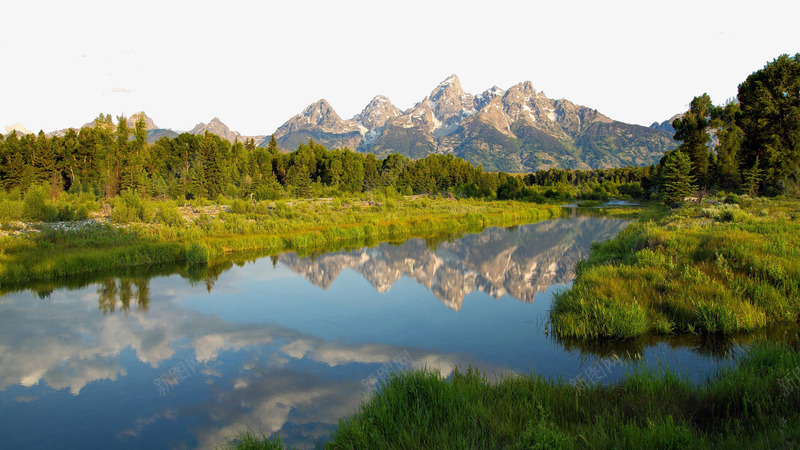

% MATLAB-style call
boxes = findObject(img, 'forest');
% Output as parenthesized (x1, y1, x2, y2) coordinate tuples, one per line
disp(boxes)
(0, 115, 657, 208)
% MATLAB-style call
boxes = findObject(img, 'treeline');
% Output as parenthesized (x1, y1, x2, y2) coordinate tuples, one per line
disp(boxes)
(657, 53, 800, 201)
(2, 55, 795, 206)
(0, 117, 658, 206)
(0, 116, 653, 203)
(0, 116, 505, 201)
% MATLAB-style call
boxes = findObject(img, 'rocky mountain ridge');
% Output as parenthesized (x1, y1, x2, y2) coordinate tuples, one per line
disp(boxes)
(4, 77, 679, 171)
(20, 112, 264, 144)
(266, 75, 678, 171)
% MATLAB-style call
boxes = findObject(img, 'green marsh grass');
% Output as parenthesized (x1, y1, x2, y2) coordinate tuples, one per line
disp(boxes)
(0, 196, 561, 286)
(228, 342, 800, 449)
(551, 197, 800, 339)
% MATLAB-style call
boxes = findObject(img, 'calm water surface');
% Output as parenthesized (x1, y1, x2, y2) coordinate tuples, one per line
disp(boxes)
(0, 212, 752, 448)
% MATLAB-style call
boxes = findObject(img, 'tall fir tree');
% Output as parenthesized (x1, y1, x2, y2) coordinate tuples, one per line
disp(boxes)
(672, 94, 714, 187)
(661, 150, 697, 205)
(737, 53, 800, 195)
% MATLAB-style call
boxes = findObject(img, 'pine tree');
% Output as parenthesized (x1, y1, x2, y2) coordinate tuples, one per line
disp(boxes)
(742, 156, 764, 196)
(661, 150, 696, 205)
(738, 53, 800, 194)
(673, 94, 714, 187)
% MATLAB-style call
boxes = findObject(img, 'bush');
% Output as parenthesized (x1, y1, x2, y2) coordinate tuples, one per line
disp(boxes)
(185, 240, 209, 265)
(74, 205, 90, 221)
(253, 185, 282, 201)
(155, 204, 184, 227)
(229, 199, 254, 214)
(0, 200, 23, 222)
(56, 205, 75, 222)
(518, 407, 570, 449)
(724, 193, 741, 205)
(112, 191, 154, 224)
(22, 185, 50, 222)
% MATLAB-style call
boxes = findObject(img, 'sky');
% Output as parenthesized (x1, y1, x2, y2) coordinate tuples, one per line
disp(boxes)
(1, 0, 797, 136)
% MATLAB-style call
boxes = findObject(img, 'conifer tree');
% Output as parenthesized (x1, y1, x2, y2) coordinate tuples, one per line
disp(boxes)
(661, 150, 696, 205)
(737, 53, 800, 194)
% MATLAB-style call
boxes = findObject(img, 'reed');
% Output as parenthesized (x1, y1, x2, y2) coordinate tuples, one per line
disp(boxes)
(551, 197, 800, 339)
(225, 342, 800, 449)
(0, 196, 561, 286)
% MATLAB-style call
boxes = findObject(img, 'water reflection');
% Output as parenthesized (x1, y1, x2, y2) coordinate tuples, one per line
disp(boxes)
(554, 322, 800, 363)
(0, 213, 776, 449)
(279, 213, 629, 310)
(98, 278, 151, 315)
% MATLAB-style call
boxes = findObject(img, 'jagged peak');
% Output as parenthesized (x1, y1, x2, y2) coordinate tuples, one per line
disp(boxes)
(353, 95, 402, 130)
(430, 74, 464, 101)
(368, 94, 391, 103)
(127, 111, 158, 130)
(305, 98, 332, 110)
(4, 123, 31, 135)
(300, 99, 342, 122)
(485, 85, 505, 96)
(507, 81, 537, 95)
(439, 74, 460, 87)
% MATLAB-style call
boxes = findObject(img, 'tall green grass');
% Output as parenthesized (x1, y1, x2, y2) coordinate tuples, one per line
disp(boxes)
(551, 197, 800, 339)
(226, 342, 800, 449)
(0, 196, 561, 286)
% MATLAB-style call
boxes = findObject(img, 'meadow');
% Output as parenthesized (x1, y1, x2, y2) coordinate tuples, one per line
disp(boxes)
(0, 189, 562, 287)
(550, 195, 800, 338)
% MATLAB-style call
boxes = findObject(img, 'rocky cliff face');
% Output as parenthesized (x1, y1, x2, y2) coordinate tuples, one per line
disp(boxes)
(265, 75, 677, 170)
(191, 117, 243, 143)
(278, 215, 629, 311)
(650, 114, 683, 134)
(261, 99, 364, 151)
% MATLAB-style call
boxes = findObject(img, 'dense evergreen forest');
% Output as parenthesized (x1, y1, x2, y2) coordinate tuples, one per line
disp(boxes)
(0, 53, 797, 208)
(0, 113, 658, 204)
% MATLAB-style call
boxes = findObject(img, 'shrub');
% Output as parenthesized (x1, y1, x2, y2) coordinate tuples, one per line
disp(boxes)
(229, 199, 254, 214)
(0, 198, 22, 222)
(74, 205, 90, 221)
(185, 240, 209, 265)
(155, 204, 185, 227)
(22, 185, 50, 222)
(112, 191, 154, 224)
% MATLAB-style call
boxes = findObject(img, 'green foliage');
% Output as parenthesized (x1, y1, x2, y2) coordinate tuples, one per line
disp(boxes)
(550, 197, 800, 339)
(111, 191, 154, 224)
(154, 204, 184, 227)
(185, 240, 209, 265)
(518, 405, 571, 449)
(0, 196, 560, 286)
(22, 184, 52, 222)
(738, 53, 800, 195)
(661, 150, 696, 205)
(672, 94, 714, 186)
(322, 342, 800, 449)
(229, 199, 254, 215)
(742, 156, 765, 196)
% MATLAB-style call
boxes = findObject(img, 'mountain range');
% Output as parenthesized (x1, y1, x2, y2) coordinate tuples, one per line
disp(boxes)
(7, 75, 679, 172)
(262, 75, 678, 171)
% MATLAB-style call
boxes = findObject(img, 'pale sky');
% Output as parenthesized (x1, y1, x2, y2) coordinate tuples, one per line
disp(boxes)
(1, 0, 797, 136)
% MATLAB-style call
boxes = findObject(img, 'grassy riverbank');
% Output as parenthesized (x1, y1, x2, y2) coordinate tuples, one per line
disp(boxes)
(0, 195, 561, 287)
(551, 196, 800, 339)
(227, 341, 800, 449)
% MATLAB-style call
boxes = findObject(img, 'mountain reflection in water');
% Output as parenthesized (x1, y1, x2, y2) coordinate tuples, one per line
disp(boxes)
(279, 213, 629, 310)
